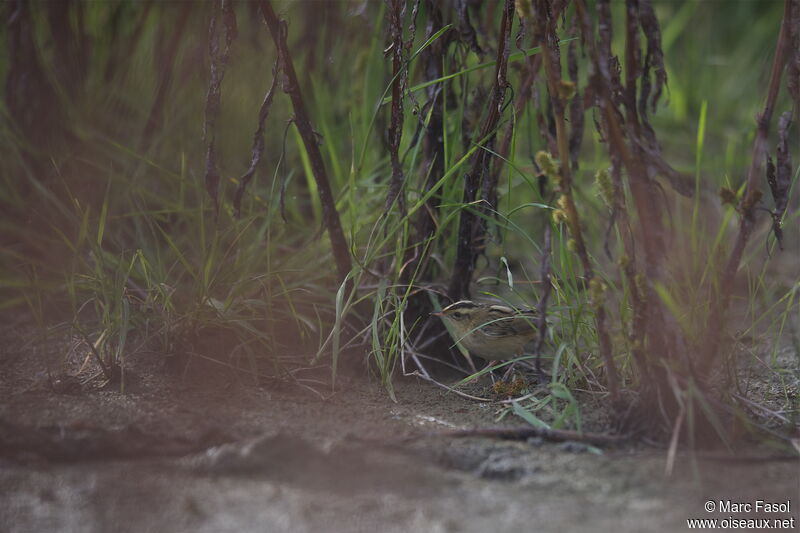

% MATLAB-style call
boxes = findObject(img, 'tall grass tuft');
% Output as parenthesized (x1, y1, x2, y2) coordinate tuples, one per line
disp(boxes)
(0, 0, 797, 451)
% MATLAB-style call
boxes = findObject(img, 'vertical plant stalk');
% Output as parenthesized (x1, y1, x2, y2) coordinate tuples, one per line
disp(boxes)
(618, 0, 691, 391)
(259, 0, 352, 283)
(606, 163, 652, 389)
(572, 0, 692, 418)
(613, 0, 669, 281)
(700, 0, 792, 376)
(203, 0, 237, 215)
(532, 221, 553, 374)
(386, 0, 407, 214)
(532, 0, 620, 404)
(448, 0, 514, 300)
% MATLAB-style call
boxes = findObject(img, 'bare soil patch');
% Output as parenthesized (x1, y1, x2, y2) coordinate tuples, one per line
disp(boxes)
(1, 327, 797, 533)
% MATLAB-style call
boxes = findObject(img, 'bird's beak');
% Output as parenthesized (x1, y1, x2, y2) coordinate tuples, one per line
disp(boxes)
(430, 311, 443, 317)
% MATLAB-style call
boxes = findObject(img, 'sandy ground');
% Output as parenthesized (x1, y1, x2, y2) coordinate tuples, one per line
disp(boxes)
(1, 328, 798, 533)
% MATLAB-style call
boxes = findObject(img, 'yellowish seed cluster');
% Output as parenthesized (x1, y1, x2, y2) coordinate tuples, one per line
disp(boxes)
(566, 238, 578, 253)
(515, 0, 533, 20)
(595, 168, 614, 208)
(558, 79, 577, 100)
(535, 150, 558, 179)
(589, 277, 608, 309)
(551, 208, 568, 224)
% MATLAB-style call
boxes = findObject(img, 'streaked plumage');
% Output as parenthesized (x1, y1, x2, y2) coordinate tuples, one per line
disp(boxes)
(432, 300, 538, 361)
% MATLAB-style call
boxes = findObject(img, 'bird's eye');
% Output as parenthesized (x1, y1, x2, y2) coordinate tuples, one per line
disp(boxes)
(452, 312, 463, 319)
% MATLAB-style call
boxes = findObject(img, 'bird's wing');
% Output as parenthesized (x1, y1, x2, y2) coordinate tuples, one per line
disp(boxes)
(478, 308, 537, 337)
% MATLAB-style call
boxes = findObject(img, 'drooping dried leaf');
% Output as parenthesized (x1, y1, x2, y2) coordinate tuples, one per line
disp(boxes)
(624, 0, 642, 114)
(718, 187, 737, 206)
(455, 0, 483, 57)
(765, 155, 783, 249)
(234, 64, 279, 217)
(638, 0, 667, 114)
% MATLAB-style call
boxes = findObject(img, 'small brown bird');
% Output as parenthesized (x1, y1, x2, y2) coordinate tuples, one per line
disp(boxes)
(432, 300, 538, 361)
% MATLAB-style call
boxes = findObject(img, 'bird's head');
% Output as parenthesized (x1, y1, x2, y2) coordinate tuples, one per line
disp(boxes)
(431, 300, 483, 330)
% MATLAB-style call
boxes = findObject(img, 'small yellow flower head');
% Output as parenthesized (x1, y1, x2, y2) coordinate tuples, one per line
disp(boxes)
(566, 238, 578, 253)
(595, 168, 614, 208)
(551, 208, 568, 224)
(558, 79, 577, 100)
(535, 150, 558, 179)
(618, 254, 630, 269)
(557, 194, 569, 212)
(515, 0, 533, 20)
(589, 278, 607, 309)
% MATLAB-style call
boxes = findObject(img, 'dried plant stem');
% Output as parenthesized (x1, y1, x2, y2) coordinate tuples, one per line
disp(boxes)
(610, 163, 651, 387)
(489, 53, 542, 202)
(203, 0, 237, 215)
(259, 0, 352, 283)
(386, 0, 407, 214)
(403, 0, 449, 284)
(701, 0, 792, 376)
(533, 221, 553, 374)
(424, 426, 626, 446)
(534, 0, 620, 405)
(448, 0, 514, 300)
(572, 0, 685, 419)
(234, 63, 279, 217)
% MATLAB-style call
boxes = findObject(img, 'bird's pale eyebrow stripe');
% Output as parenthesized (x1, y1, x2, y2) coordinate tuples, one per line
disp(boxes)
(488, 305, 514, 314)
(442, 300, 478, 312)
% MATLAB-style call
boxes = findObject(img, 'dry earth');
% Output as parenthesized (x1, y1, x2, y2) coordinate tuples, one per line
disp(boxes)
(1, 326, 798, 533)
